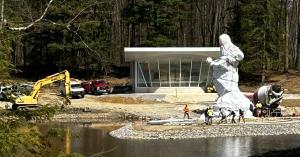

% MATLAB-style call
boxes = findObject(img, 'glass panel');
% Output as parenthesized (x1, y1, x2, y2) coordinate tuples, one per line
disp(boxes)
(170, 58, 180, 87)
(136, 55, 211, 88)
(137, 62, 149, 87)
(181, 58, 191, 87)
(191, 59, 202, 87)
(149, 60, 160, 87)
(198, 62, 210, 87)
(159, 60, 169, 87)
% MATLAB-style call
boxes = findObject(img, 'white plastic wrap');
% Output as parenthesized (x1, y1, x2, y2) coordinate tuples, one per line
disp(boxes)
(207, 34, 253, 116)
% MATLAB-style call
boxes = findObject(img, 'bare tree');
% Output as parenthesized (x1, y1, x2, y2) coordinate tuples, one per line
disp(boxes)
(0, 0, 4, 28)
(284, 0, 289, 72)
(8, 0, 54, 31)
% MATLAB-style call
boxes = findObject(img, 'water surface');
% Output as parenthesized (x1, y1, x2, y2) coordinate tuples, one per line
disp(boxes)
(41, 123, 300, 157)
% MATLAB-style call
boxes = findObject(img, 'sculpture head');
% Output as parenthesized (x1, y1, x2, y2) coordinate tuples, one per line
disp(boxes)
(219, 34, 231, 46)
(218, 33, 244, 62)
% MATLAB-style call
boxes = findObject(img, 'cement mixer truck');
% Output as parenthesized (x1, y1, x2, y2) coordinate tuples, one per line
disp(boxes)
(251, 85, 283, 117)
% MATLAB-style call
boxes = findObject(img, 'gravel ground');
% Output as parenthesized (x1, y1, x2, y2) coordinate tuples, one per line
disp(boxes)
(110, 121, 300, 140)
(53, 112, 124, 123)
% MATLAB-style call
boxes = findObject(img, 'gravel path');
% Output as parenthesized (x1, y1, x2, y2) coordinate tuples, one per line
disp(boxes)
(283, 94, 300, 99)
(110, 121, 300, 140)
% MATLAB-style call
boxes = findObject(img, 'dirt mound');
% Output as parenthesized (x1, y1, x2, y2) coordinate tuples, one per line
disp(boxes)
(99, 96, 156, 104)
(104, 77, 131, 86)
(282, 99, 300, 107)
(270, 71, 300, 94)
(240, 70, 300, 93)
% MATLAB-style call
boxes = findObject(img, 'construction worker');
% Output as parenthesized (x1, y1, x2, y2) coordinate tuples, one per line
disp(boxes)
(207, 107, 214, 125)
(256, 101, 263, 117)
(228, 110, 236, 123)
(183, 104, 190, 119)
(256, 101, 262, 108)
(207, 85, 213, 93)
(238, 109, 245, 123)
(206, 84, 216, 93)
(204, 108, 209, 125)
(218, 108, 227, 124)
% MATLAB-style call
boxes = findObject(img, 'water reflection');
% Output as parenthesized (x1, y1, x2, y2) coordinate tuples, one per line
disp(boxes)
(69, 126, 119, 156)
(40, 124, 300, 157)
(111, 136, 300, 157)
(65, 128, 71, 155)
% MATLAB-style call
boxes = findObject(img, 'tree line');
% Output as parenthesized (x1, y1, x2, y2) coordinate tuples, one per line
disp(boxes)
(0, 0, 299, 81)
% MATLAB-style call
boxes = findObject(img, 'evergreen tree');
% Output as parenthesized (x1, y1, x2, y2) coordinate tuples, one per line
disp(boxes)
(229, 0, 284, 81)
(1, 0, 299, 78)
(0, 30, 13, 77)
(123, 0, 188, 46)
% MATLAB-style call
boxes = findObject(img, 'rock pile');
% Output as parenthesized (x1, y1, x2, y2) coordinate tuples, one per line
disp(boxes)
(110, 121, 300, 140)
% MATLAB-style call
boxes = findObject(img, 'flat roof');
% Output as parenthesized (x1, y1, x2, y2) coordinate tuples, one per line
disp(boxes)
(124, 47, 220, 61)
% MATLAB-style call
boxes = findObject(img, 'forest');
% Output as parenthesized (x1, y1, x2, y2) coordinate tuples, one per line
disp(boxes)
(0, 0, 299, 81)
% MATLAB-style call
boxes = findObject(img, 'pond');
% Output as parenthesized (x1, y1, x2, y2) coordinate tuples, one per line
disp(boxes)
(40, 123, 300, 157)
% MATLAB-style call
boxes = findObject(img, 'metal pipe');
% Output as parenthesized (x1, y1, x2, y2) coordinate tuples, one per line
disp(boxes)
(158, 59, 161, 87)
(198, 58, 203, 87)
(169, 58, 171, 87)
(148, 62, 152, 87)
(206, 65, 211, 86)
(138, 62, 148, 87)
(189, 59, 193, 87)
(179, 57, 181, 87)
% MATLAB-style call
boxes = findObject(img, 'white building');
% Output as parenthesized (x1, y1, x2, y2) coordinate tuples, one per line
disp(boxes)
(125, 47, 220, 93)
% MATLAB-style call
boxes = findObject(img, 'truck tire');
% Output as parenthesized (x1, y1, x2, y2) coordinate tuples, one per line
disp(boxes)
(12, 104, 18, 110)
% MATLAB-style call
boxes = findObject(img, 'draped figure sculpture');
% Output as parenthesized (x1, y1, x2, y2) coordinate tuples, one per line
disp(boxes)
(206, 34, 252, 116)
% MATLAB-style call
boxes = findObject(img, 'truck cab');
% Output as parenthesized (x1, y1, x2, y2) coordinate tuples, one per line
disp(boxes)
(60, 81, 85, 98)
(82, 80, 113, 95)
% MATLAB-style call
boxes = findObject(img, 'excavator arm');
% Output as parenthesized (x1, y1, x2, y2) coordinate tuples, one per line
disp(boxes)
(30, 70, 70, 99)
(13, 70, 71, 109)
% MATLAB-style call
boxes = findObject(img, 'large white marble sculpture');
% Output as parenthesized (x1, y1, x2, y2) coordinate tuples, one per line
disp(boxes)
(206, 34, 252, 116)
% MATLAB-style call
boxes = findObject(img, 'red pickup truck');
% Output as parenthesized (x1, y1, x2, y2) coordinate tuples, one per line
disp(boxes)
(81, 80, 113, 95)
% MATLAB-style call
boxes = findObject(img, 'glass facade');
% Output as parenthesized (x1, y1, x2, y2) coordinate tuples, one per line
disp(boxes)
(136, 56, 210, 88)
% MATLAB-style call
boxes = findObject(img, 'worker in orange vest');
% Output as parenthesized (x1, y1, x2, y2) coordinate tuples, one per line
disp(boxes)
(183, 104, 190, 119)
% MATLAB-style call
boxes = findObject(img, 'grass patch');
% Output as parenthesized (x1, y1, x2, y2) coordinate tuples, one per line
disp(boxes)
(282, 99, 300, 107)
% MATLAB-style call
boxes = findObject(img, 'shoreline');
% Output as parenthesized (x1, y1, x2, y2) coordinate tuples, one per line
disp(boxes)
(50, 109, 300, 140)
(110, 120, 300, 140)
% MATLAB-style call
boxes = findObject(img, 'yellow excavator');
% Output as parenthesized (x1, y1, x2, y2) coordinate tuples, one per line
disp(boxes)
(12, 70, 71, 110)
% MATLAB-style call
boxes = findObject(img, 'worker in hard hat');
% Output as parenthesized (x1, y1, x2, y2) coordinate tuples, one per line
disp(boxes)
(206, 85, 214, 93)
(207, 107, 214, 125)
(256, 101, 263, 117)
(183, 104, 190, 119)
(238, 109, 245, 123)
(256, 101, 262, 108)
(218, 108, 227, 124)
(228, 110, 236, 123)
(204, 107, 209, 125)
